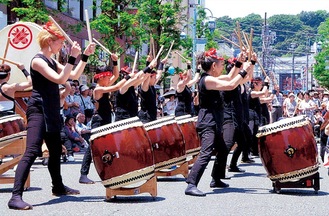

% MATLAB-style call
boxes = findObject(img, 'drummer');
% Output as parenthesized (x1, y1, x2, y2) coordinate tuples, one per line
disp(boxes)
(138, 55, 167, 123)
(174, 61, 200, 117)
(115, 59, 157, 121)
(185, 48, 252, 197)
(8, 21, 95, 210)
(79, 55, 131, 184)
(0, 63, 32, 117)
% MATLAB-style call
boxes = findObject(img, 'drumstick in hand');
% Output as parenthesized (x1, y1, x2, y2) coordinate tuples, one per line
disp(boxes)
(0, 56, 20, 66)
(174, 51, 189, 62)
(84, 9, 92, 43)
(165, 40, 175, 59)
(93, 38, 113, 55)
(154, 45, 164, 61)
(132, 51, 138, 72)
(48, 16, 74, 45)
(2, 37, 10, 64)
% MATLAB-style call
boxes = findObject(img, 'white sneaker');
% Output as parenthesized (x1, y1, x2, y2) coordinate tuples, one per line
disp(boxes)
(67, 155, 75, 162)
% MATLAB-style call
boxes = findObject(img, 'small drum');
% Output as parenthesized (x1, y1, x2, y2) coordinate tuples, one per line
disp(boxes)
(0, 22, 41, 85)
(90, 117, 154, 189)
(175, 115, 200, 157)
(0, 114, 26, 148)
(144, 116, 186, 171)
(256, 115, 319, 182)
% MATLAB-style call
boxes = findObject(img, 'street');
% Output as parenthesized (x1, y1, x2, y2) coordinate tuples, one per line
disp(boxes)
(1, 150, 328, 216)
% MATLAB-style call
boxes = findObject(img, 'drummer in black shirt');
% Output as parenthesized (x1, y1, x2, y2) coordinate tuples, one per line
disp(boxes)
(138, 56, 167, 123)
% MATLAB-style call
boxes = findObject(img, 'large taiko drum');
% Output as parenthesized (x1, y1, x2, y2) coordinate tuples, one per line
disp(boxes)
(256, 115, 319, 182)
(144, 116, 186, 171)
(90, 117, 154, 189)
(0, 22, 41, 85)
(175, 115, 200, 158)
(0, 114, 26, 148)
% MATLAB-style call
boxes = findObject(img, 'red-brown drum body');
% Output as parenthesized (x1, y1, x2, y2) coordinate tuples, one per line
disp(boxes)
(144, 116, 186, 171)
(0, 114, 26, 147)
(175, 115, 200, 157)
(90, 117, 154, 189)
(256, 115, 319, 182)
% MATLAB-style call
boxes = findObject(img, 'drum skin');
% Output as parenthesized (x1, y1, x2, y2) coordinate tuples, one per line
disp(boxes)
(0, 22, 41, 85)
(0, 114, 26, 147)
(90, 117, 154, 189)
(257, 116, 318, 182)
(176, 115, 200, 157)
(144, 117, 186, 171)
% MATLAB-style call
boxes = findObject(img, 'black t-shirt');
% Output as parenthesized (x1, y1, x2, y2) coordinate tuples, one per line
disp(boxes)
(175, 86, 192, 116)
(96, 92, 112, 125)
(115, 86, 138, 118)
(139, 85, 157, 121)
(28, 53, 61, 132)
(196, 73, 223, 131)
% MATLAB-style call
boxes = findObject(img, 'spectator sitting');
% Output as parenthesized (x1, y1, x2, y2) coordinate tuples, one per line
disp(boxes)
(63, 114, 87, 152)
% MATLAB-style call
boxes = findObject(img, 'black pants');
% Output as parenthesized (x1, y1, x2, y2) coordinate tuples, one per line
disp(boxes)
(222, 121, 246, 167)
(12, 106, 64, 196)
(186, 126, 228, 186)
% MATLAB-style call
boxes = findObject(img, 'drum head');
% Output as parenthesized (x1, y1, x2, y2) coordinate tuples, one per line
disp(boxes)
(0, 22, 41, 85)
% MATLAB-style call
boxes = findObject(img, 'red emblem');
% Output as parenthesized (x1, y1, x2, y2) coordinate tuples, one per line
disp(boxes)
(8, 24, 33, 50)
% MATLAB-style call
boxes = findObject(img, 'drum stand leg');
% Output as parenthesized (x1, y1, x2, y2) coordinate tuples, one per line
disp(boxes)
(272, 172, 320, 194)
(155, 161, 189, 178)
(105, 176, 157, 200)
(0, 137, 30, 190)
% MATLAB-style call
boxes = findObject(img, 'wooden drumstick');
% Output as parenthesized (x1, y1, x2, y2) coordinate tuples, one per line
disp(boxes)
(132, 51, 138, 72)
(2, 37, 10, 64)
(84, 9, 92, 43)
(257, 60, 267, 77)
(236, 21, 244, 50)
(165, 40, 175, 59)
(150, 36, 155, 58)
(0, 57, 20, 66)
(93, 38, 113, 55)
(174, 51, 189, 62)
(248, 29, 254, 62)
(48, 16, 74, 45)
(221, 35, 239, 48)
(154, 45, 164, 61)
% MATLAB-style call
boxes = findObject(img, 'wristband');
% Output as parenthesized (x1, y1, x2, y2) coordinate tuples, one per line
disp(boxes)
(143, 66, 152, 74)
(158, 62, 164, 70)
(187, 64, 191, 70)
(196, 69, 201, 73)
(81, 54, 89, 62)
(264, 82, 269, 88)
(124, 75, 131, 81)
(146, 61, 150, 67)
(235, 61, 242, 68)
(68, 56, 76, 65)
(21, 68, 30, 77)
(113, 61, 118, 66)
(238, 70, 247, 78)
(251, 60, 256, 65)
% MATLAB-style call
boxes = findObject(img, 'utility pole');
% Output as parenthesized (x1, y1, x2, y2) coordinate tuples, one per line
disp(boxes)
(261, 13, 269, 76)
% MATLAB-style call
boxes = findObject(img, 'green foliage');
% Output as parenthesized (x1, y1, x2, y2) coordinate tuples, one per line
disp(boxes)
(313, 18, 329, 88)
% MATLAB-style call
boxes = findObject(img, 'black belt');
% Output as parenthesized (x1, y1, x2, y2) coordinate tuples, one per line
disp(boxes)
(272, 106, 282, 108)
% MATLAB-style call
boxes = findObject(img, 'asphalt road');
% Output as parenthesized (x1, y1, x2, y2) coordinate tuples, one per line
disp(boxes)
(1, 149, 329, 216)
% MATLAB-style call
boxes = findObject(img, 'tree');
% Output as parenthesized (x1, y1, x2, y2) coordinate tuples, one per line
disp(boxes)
(135, 0, 187, 61)
(313, 18, 329, 88)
